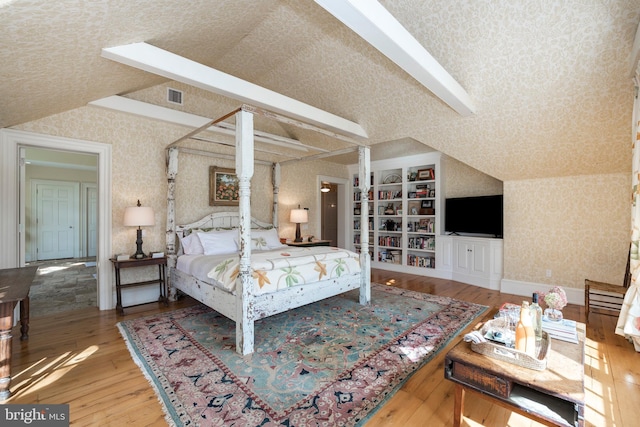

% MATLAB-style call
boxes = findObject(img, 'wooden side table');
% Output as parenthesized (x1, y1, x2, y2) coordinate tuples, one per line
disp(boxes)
(286, 240, 332, 247)
(110, 257, 168, 315)
(0, 265, 38, 400)
(444, 322, 585, 427)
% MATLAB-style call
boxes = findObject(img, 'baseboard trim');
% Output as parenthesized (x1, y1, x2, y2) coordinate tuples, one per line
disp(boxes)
(500, 279, 584, 306)
(452, 272, 501, 290)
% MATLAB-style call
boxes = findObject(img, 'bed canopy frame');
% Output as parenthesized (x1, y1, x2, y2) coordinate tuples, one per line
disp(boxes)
(165, 104, 372, 354)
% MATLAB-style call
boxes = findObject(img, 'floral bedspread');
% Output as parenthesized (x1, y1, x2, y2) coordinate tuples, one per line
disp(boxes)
(206, 246, 362, 295)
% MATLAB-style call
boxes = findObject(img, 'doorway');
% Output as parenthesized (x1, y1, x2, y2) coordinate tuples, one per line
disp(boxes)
(24, 149, 98, 315)
(25, 147, 98, 262)
(321, 183, 338, 246)
(0, 129, 113, 310)
(318, 176, 349, 249)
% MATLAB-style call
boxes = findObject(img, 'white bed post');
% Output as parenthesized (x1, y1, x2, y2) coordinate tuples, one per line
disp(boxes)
(358, 146, 371, 305)
(272, 163, 280, 228)
(166, 147, 179, 300)
(236, 109, 255, 355)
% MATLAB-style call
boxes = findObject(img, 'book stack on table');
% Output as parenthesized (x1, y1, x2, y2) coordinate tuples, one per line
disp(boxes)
(541, 317, 579, 344)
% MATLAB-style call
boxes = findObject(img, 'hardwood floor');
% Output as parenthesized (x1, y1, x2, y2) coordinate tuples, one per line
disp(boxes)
(6, 269, 639, 426)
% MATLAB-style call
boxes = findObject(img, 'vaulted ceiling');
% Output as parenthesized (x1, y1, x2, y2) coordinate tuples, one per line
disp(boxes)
(2, 0, 639, 181)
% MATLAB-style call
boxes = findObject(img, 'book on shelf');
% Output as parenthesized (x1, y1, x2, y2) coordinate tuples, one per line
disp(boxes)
(150, 251, 165, 258)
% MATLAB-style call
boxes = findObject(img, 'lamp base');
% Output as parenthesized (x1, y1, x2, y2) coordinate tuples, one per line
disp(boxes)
(133, 228, 147, 259)
(294, 223, 303, 242)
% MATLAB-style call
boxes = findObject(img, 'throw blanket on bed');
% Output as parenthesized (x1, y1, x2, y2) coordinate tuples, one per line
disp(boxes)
(206, 246, 361, 294)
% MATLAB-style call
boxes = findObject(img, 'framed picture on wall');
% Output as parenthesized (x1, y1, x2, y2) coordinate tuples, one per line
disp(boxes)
(209, 166, 239, 206)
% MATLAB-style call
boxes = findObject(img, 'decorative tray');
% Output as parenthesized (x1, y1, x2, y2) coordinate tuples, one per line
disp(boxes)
(471, 318, 551, 371)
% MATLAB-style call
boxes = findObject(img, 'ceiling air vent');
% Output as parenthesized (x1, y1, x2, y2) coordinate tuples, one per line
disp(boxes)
(167, 88, 183, 105)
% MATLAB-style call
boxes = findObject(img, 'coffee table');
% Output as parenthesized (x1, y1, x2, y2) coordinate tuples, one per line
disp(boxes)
(444, 322, 585, 427)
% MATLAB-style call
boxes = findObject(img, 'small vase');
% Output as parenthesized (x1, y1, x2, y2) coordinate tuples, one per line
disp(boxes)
(544, 308, 563, 322)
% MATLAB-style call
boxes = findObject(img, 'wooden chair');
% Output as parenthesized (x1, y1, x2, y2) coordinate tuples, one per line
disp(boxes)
(585, 247, 631, 322)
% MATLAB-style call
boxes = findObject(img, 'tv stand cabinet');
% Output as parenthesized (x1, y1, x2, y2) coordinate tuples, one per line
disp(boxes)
(440, 235, 503, 289)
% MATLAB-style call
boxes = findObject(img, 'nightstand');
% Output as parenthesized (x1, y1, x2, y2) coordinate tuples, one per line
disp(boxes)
(110, 256, 168, 315)
(286, 240, 332, 247)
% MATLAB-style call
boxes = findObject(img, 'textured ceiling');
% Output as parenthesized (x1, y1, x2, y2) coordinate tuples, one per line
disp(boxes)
(2, 0, 640, 181)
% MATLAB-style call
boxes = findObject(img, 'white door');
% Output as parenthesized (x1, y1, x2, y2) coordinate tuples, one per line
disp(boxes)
(36, 181, 79, 260)
(86, 185, 97, 257)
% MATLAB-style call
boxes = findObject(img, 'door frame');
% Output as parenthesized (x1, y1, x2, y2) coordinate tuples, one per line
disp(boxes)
(0, 129, 113, 310)
(82, 183, 98, 258)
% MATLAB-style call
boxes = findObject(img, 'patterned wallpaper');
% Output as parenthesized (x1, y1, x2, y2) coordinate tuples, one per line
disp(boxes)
(2, 0, 637, 183)
(279, 159, 349, 241)
(504, 174, 631, 289)
(443, 156, 503, 198)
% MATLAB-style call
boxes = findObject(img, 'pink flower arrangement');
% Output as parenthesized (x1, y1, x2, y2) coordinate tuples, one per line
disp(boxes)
(539, 286, 567, 311)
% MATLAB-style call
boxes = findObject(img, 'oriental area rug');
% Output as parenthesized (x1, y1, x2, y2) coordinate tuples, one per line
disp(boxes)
(117, 283, 487, 426)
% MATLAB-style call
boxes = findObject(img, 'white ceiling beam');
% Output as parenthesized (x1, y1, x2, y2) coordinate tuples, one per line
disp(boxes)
(88, 96, 313, 152)
(89, 95, 212, 128)
(101, 42, 368, 139)
(314, 0, 475, 116)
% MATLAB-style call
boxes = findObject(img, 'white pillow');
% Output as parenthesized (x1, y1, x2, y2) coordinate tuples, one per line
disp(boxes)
(180, 234, 203, 255)
(238, 228, 286, 251)
(197, 230, 239, 256)
(178, 229, 205, 255)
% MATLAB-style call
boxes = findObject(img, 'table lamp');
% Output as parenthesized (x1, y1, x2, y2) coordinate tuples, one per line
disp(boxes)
(123, 200, 155, 259)
(290, 205, 308, 243)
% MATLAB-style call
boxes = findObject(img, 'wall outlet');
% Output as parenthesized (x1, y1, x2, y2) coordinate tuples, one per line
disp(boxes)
(546, 269, 552, 278)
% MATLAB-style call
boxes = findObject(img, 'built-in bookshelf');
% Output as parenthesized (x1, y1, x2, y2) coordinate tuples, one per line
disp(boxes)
(349, 153, 443, 275)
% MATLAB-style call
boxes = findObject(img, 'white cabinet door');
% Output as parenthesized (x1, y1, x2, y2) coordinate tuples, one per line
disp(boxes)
(451, 236, 502, 289)
(453, 238, 490, 278)
(436, 235, 453, 272)
(454, 240, 473, 273)
(470, 241, 489, 278)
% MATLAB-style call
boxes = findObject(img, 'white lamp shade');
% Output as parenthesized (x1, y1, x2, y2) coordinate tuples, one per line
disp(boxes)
(290, 208, 308, 224)
(123, 205, 155, 227)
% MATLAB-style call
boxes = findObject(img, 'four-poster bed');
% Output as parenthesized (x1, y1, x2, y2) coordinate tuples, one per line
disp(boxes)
(165, 106, 372, 355)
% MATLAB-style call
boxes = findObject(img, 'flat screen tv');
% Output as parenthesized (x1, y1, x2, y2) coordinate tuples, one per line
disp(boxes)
(445, 195, 503, 238)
